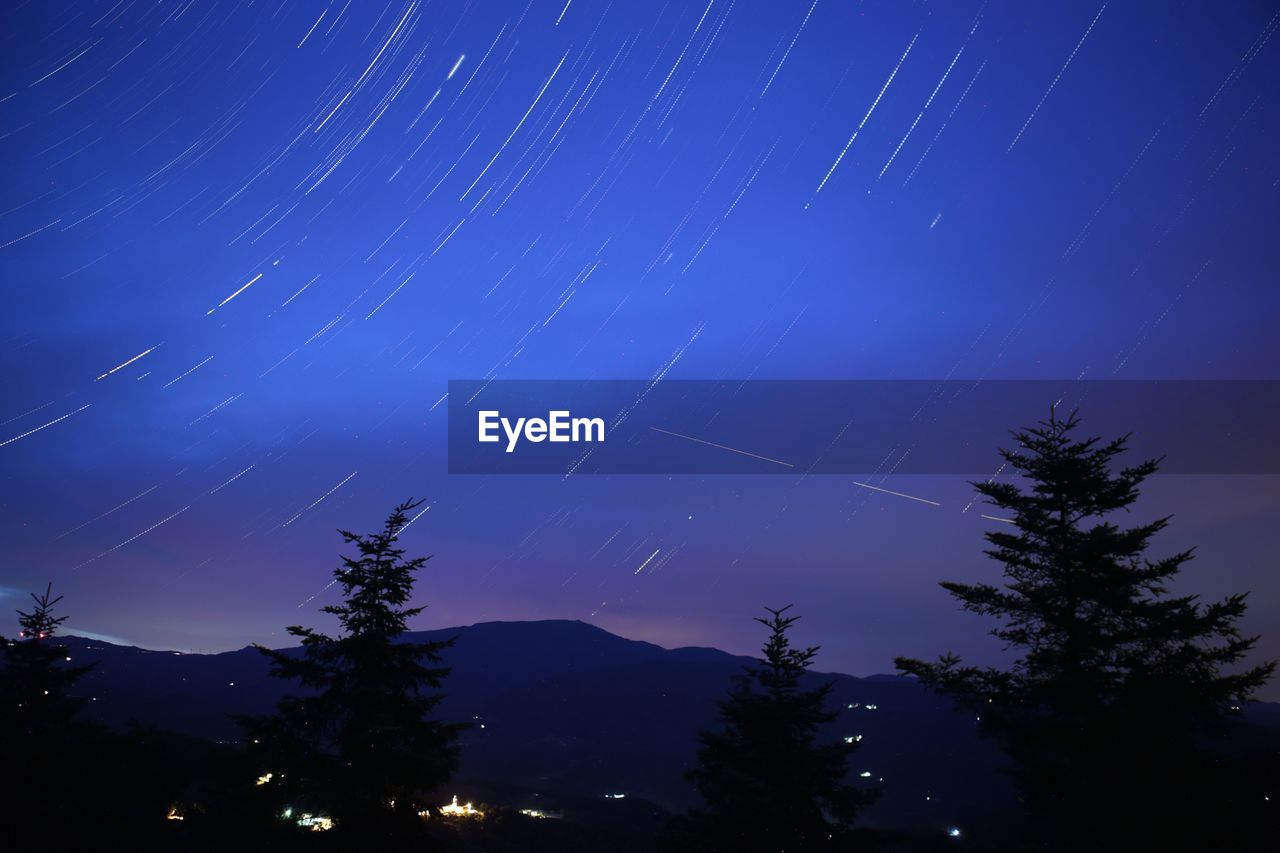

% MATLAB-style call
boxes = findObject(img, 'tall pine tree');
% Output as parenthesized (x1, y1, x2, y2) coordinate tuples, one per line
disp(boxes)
(677, 606, 875, 852)
(243, 499, 461, 837)
(896, 409, 1274, 849)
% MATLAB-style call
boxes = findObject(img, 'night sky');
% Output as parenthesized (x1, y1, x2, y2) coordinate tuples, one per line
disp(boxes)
(2, 1, 1278, 696)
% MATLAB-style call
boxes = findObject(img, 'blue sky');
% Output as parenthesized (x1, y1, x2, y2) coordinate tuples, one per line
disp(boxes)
(1, 0, 1278, 694)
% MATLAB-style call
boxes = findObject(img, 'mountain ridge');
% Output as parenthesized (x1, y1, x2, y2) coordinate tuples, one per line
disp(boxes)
(53, 618, 1278, 830)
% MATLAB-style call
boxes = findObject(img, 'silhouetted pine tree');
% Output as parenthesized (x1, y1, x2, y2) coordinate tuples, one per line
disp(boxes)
(0, 583, 94, 739)
(242, 499, 461, 838)
(0, 584, 96, 829)
(896, 409, 1275, 850)
(676, 606, 875, 852)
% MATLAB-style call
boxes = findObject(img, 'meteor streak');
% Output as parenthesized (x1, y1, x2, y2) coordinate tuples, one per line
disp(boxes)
(852, 482, 941, 507)
(649, 426, 793, 468)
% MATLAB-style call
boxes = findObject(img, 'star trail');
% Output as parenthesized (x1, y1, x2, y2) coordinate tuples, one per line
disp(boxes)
(1, 0, 1277, 692)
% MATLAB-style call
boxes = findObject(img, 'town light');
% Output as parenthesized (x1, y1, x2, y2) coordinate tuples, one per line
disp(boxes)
(439, 795, 482, 817)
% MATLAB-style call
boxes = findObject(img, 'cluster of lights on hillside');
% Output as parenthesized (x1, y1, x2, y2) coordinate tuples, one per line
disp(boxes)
(438, 795, 483, 818)
(257, 789, 578, 830)
(171, 790, 577, 832)
(174, 757, 965, 842)
(280, 806, 334, 831)
(518, 808, 562, 819)
(237, 728, 911, 837)
(296, 813, 334, 831)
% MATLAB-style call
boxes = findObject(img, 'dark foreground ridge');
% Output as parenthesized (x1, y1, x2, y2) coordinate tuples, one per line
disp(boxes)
(61, 618, 1280, 839)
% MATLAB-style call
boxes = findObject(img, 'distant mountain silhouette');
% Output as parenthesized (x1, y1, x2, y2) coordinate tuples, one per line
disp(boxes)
(61, 619, 1279, 831)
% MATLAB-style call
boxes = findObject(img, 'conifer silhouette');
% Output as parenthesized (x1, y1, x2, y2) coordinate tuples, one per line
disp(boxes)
(896, 409, 1275, 849)
(242, 499, 461, 838)
(678, 606, 875, 852)
(0, 584, 97, 833)
(0, 583, 94, 737)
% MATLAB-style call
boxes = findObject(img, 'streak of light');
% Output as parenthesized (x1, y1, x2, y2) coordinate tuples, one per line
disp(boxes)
(406, 89, 441, 133)
(649, 426, 794, 468)
(962, 462, 1008, 513)
(73, 505, 191, 570)
(281, 471, 358, 527)
(460, 51, 569, 199)
(365, 272, 416, 319)
(1199, 9, 1279, 119)
(259, 349, 299, 378)
(903, 59, 986, 187)
(95, 346, 158, 381)
(207, 272, 263, 314)
(851, 481, 941, 506)
(281, 274, 321, 307)
(305, 315, 343, 345)
(809, 33, 917, 203)
(1, 400, 54, 426)
(589, 526, 626, 560)
(29, 42, 97, 87)
(297, 10, 327, 48)
(162, 355, 213, 388)
(298, 578, 339, 609)
(365, 219, 408, 261)
(876, 44, 964, 181)
(455, 26, 505, 103)
(0, 404, 91, 447)
(1007, 4, 1107, 152)
(55, 483, 162, 540)
(634, 548, 661, 575)
(654, 0, 715, 102)
(398, 503, 432, 533)
(432, 218, 465, 254)
(760, 0, 818, 99)
(315, 1, 417, 132)
(210, 464, 255, 494)
(1, 218, 62, 250)
(542, 290, 574, 326)
(187, 393, 242, 427)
